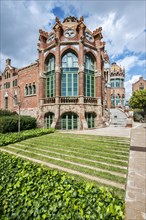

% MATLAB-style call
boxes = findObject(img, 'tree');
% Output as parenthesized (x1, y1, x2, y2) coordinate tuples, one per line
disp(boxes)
(129, 89, 146, 117)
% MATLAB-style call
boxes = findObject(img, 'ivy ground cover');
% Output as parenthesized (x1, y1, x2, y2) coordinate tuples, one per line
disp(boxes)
(0, 152, 125, 219)
(0, 133, 130, 193)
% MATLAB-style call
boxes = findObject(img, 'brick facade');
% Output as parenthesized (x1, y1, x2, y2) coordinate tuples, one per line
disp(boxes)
(0, 16, 111, 130)
(132, 77, 146, 92)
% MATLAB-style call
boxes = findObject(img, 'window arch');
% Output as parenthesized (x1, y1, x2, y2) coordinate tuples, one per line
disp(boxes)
(84, 54, 95, 97)
(45, 112, 54, 128)
(46, 54, 55, 97)
(61, 112, 78, 130)
(25, 85, 28, 95)
(111, 94, 115, 107)
(61, 51, 78, 96)
(85, 112, 96, 128)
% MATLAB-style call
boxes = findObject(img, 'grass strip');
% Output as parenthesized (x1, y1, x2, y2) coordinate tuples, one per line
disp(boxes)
(2, 146, 126, 185)
(10, 144, 127, 174)
(24, 139, 129, 161)
(18, 142, 128, 167)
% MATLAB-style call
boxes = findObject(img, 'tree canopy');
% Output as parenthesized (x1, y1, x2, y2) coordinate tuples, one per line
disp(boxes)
(129, 89, 146, 115)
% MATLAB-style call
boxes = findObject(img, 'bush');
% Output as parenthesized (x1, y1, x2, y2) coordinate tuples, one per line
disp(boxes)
(0, 115, 36, 133)
(133, 112, 144, 122)
(0, 152, 125, 219)
(0, 128, 55, 146)
(0, 109, 17, 116)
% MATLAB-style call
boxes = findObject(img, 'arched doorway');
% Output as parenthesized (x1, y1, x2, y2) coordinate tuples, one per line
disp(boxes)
(44, 112, 54, 128)
(85, 112, 96, 128)
(61, 112, 78, 130)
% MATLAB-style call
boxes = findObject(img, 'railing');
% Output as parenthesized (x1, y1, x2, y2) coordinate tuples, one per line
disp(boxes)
(44, 97, 55, 104)
(60, 97, 79, 103)
(43, 97, 98, 104)
(84, 97, 97, 104)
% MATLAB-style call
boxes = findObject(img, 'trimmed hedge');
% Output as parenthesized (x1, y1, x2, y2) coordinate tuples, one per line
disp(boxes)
(0, 152, 125, 219)
(0, 109, 18, 116)
(0, 115, 36, 133)
(0, 128, 55, 147)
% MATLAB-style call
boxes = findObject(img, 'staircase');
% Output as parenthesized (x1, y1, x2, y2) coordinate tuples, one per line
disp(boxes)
(110, 108, 127, 127)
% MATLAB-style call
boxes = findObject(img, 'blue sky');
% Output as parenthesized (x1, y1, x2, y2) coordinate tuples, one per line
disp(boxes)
(0, 0, 146, 100)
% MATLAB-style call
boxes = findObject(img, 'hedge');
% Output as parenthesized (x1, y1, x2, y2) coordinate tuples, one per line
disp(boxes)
(0, 115, 36, 133)
(0, 128, 55, 147)
(0, 109, 17, 116)
(0, 152, 125, 219)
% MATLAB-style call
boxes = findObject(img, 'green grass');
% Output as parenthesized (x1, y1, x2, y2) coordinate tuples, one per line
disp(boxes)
(0, 132, 130, 194)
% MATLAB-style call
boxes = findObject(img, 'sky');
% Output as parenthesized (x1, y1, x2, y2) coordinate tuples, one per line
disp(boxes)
(0, 0, 146, 100)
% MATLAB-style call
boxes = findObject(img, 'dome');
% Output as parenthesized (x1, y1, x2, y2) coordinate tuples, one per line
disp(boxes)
(110, 63, 121, 71)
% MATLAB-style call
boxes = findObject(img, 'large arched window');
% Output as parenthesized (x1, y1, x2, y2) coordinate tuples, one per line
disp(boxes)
(84, 54, 95, 97)
(61, 52, 78, 96)
(61, 112, 78, 130)
(46, 55, 55, 97)
(45, 112, 54, 128)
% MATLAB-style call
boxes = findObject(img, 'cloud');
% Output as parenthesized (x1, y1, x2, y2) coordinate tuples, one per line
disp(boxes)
(116, 56, 145, 72)
(124, 75, 142, 100)
(0, 0, 56, 71)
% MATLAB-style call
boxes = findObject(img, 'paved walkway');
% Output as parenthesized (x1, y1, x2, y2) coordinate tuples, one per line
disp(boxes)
(125, 123, 146, 220)
(60, 125, 132, 138)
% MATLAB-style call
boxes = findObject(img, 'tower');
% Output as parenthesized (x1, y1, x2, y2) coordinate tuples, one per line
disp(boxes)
(110, 62, 125, 108)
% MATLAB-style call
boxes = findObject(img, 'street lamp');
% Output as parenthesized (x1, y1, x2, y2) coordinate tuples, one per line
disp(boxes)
(5, 86, 21, 133)
(17, 101, 21, 133)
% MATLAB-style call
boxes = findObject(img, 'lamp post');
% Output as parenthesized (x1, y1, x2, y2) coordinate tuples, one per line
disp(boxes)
(17, 86, 21, 133)
(17, 101, 21, 133)
(5, 86, 21, 133)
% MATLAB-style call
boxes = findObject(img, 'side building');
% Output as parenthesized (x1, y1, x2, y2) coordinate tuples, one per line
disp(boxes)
(110, 62, 125, 108)
(132, 77, 146, 92)
(0, 16, 111, 130)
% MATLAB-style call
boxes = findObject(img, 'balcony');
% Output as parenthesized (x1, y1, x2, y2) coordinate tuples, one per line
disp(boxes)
(43, 96, 98, 105)
(84, 97, 97, 104)
(44, 97, 55, 104)
(60, 97, 79, 103)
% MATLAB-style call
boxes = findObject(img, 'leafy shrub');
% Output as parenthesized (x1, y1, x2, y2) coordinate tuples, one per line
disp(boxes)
(0, 152, 125, 219)
(0, 128, 55, 146)
(133, 112, 144, 122)
(0, 109, 17, 116)
(0, 115, 36, 133)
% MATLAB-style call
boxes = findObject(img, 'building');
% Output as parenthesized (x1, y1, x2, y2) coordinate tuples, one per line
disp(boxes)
(0, 16, 111, 130)
(110, 62, 125, 108)
(132, 77, 146, 93)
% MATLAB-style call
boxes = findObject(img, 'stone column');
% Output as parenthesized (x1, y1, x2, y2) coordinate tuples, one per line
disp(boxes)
(38, 49, 46, 106)
(78, 23, 85, 103)
(55, 28, 61, 104)
(78, 23, 88, 129)
(53, 25, 61, 128)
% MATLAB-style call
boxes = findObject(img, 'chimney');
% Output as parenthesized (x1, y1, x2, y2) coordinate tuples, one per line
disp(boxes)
(6, 58, 11, 66)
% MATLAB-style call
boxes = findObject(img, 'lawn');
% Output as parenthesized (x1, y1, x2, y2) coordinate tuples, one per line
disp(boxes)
(0, 132, 130, 195)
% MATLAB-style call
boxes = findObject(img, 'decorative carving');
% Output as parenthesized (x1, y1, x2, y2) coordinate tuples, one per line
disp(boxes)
(78, 65, 84, 73)
(79, 36, 84, 44)
(79, 16, 84, 22)
(39, 29, 48, 39)
(63, 16, 78, 23)
(102, 50, 110, 63)
(95, 70, 101, 77)
(64, 29, 76, 38)
(56, 17, 61, 24)
(39, 71, 46, 78)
